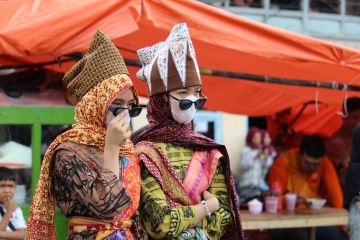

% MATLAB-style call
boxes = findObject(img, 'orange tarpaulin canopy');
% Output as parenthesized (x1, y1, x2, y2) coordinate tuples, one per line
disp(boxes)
(1, 0, 360, 135)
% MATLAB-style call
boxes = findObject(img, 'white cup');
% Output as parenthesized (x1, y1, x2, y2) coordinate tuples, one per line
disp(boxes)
(285, 193, 297, 211)
(248, 199, 263, 214)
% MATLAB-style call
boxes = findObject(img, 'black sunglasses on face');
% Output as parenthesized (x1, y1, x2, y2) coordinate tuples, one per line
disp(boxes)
(108, 105, 142, 118)
(169, 95, 207, 110)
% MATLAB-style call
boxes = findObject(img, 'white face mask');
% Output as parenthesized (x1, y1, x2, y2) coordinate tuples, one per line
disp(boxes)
(170, 95, 197, 124)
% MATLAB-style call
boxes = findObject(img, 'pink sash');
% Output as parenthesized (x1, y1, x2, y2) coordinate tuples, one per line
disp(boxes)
(182, 149, 222, 204)
(136, 142, 222, 206)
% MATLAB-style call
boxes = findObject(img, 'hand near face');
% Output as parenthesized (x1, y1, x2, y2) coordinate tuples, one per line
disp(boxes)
(105, 111, 131, 148)
(4, 198, 17, 214)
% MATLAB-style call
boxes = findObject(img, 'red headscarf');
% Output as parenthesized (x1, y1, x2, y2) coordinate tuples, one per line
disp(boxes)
(246, 127, 263, 149)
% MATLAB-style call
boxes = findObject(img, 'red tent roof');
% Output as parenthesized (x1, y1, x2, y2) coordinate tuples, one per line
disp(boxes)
(1, 0, 360, 134)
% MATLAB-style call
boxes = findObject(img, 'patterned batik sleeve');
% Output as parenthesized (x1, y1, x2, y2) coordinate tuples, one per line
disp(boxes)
(54, 149, 131, 218)
(201, 161, 233, 239)
(140, 167, 197, 239)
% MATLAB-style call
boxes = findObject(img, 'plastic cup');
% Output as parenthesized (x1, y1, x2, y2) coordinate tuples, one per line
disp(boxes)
(285, 193, 297, 211)
(265, 196, 278, 214)
(247, 199, 263, 214)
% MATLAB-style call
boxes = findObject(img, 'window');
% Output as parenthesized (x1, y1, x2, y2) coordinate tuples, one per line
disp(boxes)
(310, 0, 339, 14)
(271, 0, 301, 10)
(231, 0, 264, 8)
(347, 0, 360, 16)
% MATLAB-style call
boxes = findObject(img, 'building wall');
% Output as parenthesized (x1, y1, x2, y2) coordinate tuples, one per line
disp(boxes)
(224, 6, 360, 50)
(330, 39, 360, 51)
(222, 113, 248, 176)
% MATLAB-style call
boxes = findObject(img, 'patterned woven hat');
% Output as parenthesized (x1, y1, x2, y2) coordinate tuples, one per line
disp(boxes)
(136, 23, 201, 96)
(63, 30, 129, 101)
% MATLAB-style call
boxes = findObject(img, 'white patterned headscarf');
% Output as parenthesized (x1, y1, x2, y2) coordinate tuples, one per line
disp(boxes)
(136, 23, 201, 96)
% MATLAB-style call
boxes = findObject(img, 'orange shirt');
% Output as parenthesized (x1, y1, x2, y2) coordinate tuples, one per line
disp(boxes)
(268, 149, 343, 208)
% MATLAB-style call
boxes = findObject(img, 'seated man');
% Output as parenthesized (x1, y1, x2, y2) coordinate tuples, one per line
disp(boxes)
(269, 135, 342, 208)
(267, 135, 345, 240)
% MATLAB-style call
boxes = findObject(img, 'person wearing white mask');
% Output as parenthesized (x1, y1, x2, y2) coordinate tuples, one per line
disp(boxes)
(133, 23, 244, 240)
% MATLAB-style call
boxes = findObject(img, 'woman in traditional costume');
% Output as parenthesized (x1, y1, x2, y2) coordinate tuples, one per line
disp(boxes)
(133, 23, 244, 240)
(26, 31, 145, 240)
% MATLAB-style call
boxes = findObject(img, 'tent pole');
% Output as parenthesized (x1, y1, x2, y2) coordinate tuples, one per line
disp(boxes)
(1, 57, 360, 92)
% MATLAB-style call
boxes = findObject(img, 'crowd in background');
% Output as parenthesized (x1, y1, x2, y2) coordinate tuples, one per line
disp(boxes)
(234, 97, 360, 240)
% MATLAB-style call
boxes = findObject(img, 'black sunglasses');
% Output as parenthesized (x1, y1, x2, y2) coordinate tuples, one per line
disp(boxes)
(169, 95, 207, 110)
(108, 105, 142, 118)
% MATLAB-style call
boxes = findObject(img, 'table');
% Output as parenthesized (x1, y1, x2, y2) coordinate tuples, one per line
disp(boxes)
(240, 207, 348, 240)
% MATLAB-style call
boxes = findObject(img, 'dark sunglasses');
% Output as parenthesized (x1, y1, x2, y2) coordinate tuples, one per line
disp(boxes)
(108, 105, 142, 118)
(169, 95, 207, 110)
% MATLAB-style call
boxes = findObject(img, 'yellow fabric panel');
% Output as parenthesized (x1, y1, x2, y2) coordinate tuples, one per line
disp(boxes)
(140, 143, 232, 239)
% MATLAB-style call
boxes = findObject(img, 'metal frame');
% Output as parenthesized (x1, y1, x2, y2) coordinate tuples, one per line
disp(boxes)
(222, 0, 360, 28)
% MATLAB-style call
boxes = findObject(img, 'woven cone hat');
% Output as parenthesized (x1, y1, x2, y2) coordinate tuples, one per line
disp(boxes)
(63, 30, 129, 101)
(136, 23, 201, 96)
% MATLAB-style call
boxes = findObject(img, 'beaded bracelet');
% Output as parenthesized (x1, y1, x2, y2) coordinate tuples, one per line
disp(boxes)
(200, 200, 212, 218)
